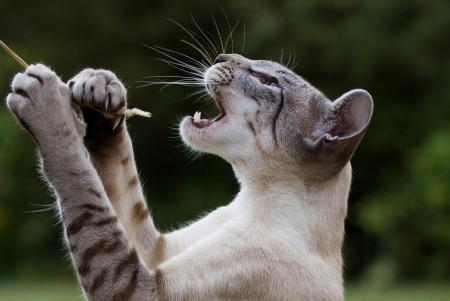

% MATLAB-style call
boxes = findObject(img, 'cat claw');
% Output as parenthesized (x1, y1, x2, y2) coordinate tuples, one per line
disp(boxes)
(112, 117, 122, 130)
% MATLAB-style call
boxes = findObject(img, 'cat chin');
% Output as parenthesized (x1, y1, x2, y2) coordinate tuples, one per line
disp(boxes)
(179, 114, 232, 153)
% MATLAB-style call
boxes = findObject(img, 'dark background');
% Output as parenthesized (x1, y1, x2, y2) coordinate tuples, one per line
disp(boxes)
(1, 0, 449, 286)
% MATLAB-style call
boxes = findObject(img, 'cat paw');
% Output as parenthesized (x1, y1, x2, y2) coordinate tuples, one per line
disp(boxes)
(68, 69, 127, 114)
(6, 64, 74, 140)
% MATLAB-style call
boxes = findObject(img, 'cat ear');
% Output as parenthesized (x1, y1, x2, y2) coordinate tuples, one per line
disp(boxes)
(304, 89, 373, 180)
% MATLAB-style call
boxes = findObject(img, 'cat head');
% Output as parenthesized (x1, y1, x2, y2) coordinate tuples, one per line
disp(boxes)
(180, 54, 373, 181)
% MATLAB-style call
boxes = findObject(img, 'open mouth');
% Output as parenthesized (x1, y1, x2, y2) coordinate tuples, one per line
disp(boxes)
(191, 101, 226, 129)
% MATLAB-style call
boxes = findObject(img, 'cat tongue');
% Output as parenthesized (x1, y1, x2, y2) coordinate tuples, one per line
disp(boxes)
(195, 120, 212, 128)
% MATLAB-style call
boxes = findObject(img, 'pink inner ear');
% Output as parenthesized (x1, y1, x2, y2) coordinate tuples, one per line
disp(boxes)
(303, 90, 372, 142)
(327, 89, 373, 140)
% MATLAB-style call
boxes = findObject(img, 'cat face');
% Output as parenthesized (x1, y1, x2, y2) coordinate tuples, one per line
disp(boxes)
(180, 54, 373, 181)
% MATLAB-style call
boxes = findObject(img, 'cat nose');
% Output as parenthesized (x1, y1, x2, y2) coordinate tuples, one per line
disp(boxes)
(213, 54, 228, 65)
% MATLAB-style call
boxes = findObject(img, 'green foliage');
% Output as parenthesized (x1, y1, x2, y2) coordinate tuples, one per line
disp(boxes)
(359, 131, 450, 280)
(346, 283, 450, 301)
(1, 281, 450, 301)
(0, 0, 449, 283)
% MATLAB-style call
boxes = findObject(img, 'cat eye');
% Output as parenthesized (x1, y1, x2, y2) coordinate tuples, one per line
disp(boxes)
(269, 82, 279, 88)
(251, 71, 280, 88)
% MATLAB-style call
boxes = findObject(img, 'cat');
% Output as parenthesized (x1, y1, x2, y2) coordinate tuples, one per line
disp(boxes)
(6, 53, 372, 300)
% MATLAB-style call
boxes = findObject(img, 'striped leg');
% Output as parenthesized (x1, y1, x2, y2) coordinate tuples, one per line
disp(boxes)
(68, 70, 164, 268)
(6, 64, 157, 300)
(80, 107, 164, 268)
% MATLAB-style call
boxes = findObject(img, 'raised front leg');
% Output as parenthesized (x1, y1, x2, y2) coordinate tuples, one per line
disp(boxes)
(67, 69, 163, 268)
(6, 65, 157, 300)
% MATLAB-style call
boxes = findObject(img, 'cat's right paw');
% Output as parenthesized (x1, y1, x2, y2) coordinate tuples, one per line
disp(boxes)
(6, 64, 75, 143)
(68, 69, 127, 114)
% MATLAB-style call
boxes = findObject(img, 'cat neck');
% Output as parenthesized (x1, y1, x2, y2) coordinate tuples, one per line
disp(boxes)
(233, 162, 352, 203)
(231, 163, 352, 258)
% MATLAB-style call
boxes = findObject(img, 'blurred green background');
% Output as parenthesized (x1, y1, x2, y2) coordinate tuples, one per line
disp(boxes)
(1, 0, 450, 299)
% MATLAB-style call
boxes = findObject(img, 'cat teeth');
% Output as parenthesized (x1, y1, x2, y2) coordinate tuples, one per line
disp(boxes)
(194, 111, 201, 123)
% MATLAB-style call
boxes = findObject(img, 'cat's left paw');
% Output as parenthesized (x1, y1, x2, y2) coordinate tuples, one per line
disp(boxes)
(67, 69, 128, 131)
(68, 69, 127, 114)
(6, 64, 74, 142)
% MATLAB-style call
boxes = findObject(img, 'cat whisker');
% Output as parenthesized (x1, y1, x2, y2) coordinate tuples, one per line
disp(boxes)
(145, 45, 209, 71)
(142, 75, 203, 83)
(184, 89, 210, 101)
(189, 13, 220, 59)
(153, 59, 204, 79)
(24, 202, 56, 213)
(155, 56, 205, 75)
(279, 43, 285, 66)
(286, 45, 292, 71)
(195, 92, 213, 103)
(168, 18, 214, 65)
(222, 21, 240, 55)
(142, 15, 244, 105)
(187, 148, 204, 163)
(210, 10, 225, 54)
(180, 39, 214, 67)
(241, 20, 246, 55)
(139, 82, 204, 88)
(138, 81, 204, 91)
(291, 47, 299, 71)
(221, 6, 234, 53)
(142, 75, 200, 80)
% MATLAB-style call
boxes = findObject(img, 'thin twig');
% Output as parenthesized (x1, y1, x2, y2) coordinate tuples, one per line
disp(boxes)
(0, 40, 151, 119)
(0, 40, 29, 68)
